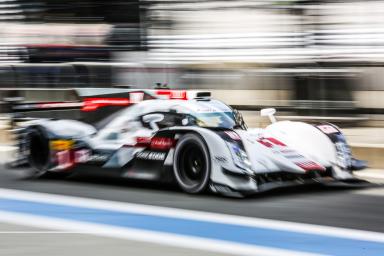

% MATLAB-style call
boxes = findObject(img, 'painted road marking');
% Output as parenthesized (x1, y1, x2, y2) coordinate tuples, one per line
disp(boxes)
(0, 189, 383, 256)
(354, 171, 384, 180)
(353, 187, 384, 197)
(0, 188, 382, 243)
(0, 231, 85, 234)
(0, 211, 320, 256)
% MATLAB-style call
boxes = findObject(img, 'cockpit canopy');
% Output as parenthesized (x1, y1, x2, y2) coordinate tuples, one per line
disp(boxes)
(99, 99, 243, 131)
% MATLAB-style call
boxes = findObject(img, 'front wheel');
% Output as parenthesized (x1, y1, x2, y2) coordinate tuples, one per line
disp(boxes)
(173, 133, 211, 194)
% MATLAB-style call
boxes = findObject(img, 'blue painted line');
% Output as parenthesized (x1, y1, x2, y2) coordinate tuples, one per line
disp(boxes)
(0, 198, 383, 256)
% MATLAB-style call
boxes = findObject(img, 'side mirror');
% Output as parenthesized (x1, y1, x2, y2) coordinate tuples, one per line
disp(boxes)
(142, 113, 164, 130)
(260, 108, 277, 123)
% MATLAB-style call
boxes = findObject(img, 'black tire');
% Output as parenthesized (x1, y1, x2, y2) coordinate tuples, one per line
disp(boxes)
(173, 133, 211, 194)
(26, 127, 68, 179)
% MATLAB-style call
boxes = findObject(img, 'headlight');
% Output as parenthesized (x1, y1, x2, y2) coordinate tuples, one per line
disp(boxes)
(226, 142, 252, 173)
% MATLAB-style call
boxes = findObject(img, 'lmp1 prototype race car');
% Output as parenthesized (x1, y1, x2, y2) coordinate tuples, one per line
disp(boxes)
(16, 89, 367, 197)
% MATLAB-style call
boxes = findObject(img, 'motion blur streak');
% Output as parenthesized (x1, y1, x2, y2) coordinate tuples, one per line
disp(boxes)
(0, 188, 383, 256)
(3, 1, 384, 122)
(0, 1, 383, 255)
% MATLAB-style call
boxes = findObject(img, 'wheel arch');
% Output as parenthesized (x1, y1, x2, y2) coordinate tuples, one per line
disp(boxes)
(26, 119, 96, 140)
(155, 127, 230, 169)
(155, 127, 245, 190)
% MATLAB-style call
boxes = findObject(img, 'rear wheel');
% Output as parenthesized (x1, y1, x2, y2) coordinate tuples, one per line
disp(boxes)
(173, 133, 211, 194)
(27, 127, 68, 179)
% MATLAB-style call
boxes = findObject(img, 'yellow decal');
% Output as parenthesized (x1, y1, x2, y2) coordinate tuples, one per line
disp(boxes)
(50, 140, 74, 151)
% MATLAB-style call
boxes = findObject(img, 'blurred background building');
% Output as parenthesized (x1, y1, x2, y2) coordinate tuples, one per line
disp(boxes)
(1, 0, 384, 124)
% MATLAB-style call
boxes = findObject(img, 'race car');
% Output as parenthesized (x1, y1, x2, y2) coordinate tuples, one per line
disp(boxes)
(17, 89, 367, 197)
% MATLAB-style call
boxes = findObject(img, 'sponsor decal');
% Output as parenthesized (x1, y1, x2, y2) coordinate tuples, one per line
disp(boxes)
(56, 150, 73, 169)
(196, 108, 216, 113)
(72, 149, 108, 164)
(50, 140, 74, 151)
(214, 156, 227, 163)
(86, 154, 109, 163)
(136, 151, 166, 161)
(155, 90, 187, 100)
(135, 136, 152, 147)
(317, 124, 339, 134)
(168, 90, 187, 99)
(74, 149, 90, 163)
(150, 137, 175, 150)
(134, 137, 175, 150)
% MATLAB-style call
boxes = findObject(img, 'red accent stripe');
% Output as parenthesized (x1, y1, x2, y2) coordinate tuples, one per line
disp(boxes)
(134, 137, 152, 147)
(155, 90, 188, 100)
(81, 98, 132, 112)
(266, 137, 286, 147)
(296, 161, 325, 171)
(257, 139, 273, 148)
(257, 137, 287, 148)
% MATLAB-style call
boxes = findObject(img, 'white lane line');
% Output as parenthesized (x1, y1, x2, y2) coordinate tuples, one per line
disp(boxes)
(0, 231, 85, 234)
(0, 211, 322, 256)
(0, 188, 383, 243)
(354, 171, 384, 180)
(353, 187, 384, 197)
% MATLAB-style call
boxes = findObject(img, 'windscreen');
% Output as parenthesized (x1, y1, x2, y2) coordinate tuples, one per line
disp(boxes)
(173, 99, 239, 129)
(190, 111, 237, 129)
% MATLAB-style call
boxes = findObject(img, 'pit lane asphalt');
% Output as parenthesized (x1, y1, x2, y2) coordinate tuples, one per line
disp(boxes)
(0, 223, 230, 256)
(0, 166, 383, 233)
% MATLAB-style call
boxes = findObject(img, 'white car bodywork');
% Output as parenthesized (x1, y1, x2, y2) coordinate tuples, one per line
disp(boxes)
(20, 95, 364, 197)
(88, 100, 360, 195)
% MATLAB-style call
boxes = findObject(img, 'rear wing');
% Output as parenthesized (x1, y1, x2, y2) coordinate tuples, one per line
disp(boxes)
(152, 89, 211, 100)
(1, 88, 211, 125)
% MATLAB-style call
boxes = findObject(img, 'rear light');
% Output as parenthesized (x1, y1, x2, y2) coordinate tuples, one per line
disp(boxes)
(82, 98, 131, 112)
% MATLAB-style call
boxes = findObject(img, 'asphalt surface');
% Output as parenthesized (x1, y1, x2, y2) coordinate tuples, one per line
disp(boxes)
(0, 166, 383, 233)
(0, 223, 230, 256)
